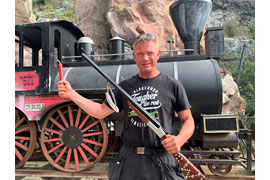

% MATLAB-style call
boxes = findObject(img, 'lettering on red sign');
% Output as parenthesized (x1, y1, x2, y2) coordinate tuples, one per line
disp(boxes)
(15, 71, 39, 91)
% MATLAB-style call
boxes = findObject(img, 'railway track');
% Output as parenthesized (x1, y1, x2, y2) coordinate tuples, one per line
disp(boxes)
(16, 161, 255, 180)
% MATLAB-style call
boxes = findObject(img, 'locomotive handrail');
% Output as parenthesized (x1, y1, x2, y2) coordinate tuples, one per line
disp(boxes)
(62, 49, 194, 61)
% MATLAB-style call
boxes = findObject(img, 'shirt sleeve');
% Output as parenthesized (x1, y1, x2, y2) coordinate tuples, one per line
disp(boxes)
(174, 81, 192, 112)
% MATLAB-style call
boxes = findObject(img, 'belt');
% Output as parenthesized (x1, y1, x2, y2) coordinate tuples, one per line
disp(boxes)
(123, 144, 168, 156)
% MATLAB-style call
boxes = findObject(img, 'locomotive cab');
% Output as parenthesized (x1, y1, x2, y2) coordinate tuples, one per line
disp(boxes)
(15, 20, 84, 95)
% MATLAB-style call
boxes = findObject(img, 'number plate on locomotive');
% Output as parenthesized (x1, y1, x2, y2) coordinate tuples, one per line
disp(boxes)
(25, 103, 45, 111)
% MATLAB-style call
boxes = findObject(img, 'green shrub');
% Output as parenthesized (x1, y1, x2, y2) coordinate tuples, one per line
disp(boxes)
(224, 20, 254, 39)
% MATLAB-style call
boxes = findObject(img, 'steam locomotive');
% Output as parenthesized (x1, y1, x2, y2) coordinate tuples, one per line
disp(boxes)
(15, 0, 253, 176)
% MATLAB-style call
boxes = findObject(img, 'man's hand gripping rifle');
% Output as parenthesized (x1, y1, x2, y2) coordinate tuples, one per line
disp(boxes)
(81, 53, 205, 180)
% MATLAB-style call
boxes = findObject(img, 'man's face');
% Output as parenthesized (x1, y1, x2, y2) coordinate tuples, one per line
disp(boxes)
(133, 41, 160, 77)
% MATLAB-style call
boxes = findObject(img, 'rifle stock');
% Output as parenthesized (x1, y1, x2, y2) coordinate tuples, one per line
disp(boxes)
(82, 53, 205, 180)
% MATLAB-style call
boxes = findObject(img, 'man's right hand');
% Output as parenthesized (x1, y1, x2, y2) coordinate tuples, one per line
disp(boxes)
(57, 80, 74, 99)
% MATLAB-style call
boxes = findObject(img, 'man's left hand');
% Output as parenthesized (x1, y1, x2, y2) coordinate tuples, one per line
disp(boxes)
(161, 134, 181, 154)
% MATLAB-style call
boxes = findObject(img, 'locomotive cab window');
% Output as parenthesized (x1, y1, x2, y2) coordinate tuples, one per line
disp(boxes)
(15, 26, 43, 68)
(54, 30, 61, 62)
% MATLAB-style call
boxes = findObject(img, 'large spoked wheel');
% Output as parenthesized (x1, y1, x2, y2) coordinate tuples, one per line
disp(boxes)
(15, 109, 37, 168)
(207, 155, 232, 176)
(40, 103, 108, 172)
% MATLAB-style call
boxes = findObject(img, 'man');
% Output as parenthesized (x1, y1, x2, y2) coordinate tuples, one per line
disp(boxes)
(57, 34, 194, 180)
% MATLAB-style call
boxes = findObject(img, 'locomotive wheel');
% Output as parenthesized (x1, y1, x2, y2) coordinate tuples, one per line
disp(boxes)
(40, 103, 108, 172)
(207, 155, 232, 176)
(15, 109, 37, 168)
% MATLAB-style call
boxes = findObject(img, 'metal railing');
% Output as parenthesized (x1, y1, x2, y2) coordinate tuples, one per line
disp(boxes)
(62, 49, 194, 61)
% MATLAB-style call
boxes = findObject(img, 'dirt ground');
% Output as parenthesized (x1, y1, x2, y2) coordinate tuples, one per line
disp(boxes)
(15, 161, 254, 180)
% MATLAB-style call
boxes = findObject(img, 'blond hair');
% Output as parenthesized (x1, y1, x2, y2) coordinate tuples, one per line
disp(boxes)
(132, 34, 159, 51)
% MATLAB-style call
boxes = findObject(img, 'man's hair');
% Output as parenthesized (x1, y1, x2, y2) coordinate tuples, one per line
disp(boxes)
(132, 34, 159, 51)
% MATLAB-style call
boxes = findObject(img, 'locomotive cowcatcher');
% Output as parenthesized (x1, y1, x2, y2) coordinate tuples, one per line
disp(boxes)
(15, 0, 254, 176)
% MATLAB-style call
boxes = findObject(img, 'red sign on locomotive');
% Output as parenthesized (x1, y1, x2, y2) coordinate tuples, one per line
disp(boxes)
(15, 71, 39, 91)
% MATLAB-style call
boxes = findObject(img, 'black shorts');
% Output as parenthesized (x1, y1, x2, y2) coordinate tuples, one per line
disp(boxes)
(108, 146, 185, 180)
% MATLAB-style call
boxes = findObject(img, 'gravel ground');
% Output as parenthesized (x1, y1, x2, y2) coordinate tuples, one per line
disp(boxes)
(16, 162, 254, 180)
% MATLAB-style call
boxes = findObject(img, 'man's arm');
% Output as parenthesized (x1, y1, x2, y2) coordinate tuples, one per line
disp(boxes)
(161, 108, 195, 154)
(57, 80, 115, 119)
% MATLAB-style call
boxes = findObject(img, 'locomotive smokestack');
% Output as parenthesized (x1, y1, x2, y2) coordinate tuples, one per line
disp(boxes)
(169, 0, 212, 55)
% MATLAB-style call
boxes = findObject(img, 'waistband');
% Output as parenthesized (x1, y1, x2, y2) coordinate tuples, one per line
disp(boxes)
(123, 144, 168, 156)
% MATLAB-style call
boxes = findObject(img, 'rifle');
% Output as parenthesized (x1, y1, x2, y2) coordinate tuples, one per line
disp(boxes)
(82, 53, 205, 180)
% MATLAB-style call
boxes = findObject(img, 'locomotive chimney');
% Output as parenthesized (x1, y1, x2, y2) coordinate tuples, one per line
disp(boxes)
(169, 0, 212, 55)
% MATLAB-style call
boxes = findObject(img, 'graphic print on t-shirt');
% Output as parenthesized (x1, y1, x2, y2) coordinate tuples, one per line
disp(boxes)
(128, 86, 162, 127)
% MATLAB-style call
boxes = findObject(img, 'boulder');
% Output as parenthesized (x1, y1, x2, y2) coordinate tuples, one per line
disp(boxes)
(221, 70, 246, 126)
(15, 0, 36, 24)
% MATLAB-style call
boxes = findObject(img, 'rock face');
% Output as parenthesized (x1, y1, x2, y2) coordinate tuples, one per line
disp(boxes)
(107, 0, 187, 51)
(74, 0, 111, 53)
(225, 38, 255, 61)
(15, 0, 36, 24)
(208, 0, 255, 29)
(221, 70, 246, 125)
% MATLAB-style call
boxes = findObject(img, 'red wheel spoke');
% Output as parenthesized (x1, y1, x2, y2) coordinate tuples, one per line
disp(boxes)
(48, 142, 64, 154)
(83, 131, 103, 137)
(57, 109, 69, 128)
(15, 126, 30, 135)
(81, 143, 98, 158)
(68, 105, 74, 126)
(78, 114, 90, 129)
(43, 137, 62, 143)
(44, 128, 63, 136)
(15, 147, 23, 160)
(64, 148, 72, 169)
(81, 120, 100, 133)
(15, 117, 25, 129)
(15, 136, 30, 141)
(83, 138, 103, 147)
(55, 146, 67, 163)
(73, 148, 79, 170)
(15, 141, 29, 151)
(78, 146, 90, 166)
(49, 117, 65, 131)
(74, 108, 81, 127)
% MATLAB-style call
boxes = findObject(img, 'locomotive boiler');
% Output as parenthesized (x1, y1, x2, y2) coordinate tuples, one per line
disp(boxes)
(15, 0, 251, 176)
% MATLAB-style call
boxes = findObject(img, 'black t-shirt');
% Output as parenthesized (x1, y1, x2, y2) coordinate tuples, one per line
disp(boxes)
(105, 72, 191, 148)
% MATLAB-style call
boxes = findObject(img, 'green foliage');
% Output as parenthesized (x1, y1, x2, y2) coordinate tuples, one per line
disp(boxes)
(33, 0, 75, 23)
(218, 59, 255, 118)
(224, 20, 255, 40)
(249, 24, 255, 40)
(237, 59, 255, 116)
